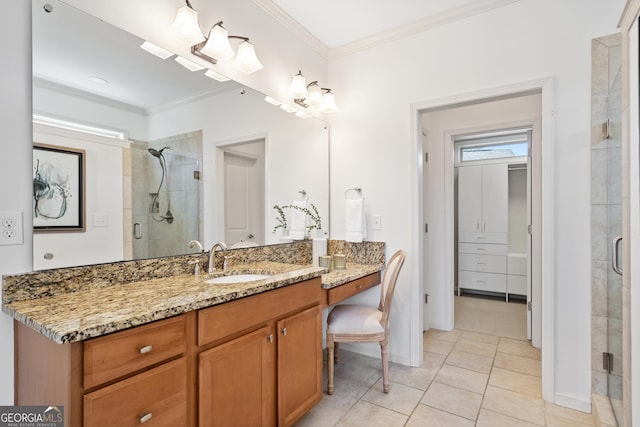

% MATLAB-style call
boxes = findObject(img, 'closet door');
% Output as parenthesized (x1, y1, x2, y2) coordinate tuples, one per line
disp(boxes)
(458, 166, 482, 234)
(481, 164, 508, 234)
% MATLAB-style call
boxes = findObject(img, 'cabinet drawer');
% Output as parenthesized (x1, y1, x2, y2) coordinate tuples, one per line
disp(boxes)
(84, 315, 186, 389)
(459, 232, 507, 245)
(507, 254, 527, 276)
(508, 274, 527, 295)
(84, 357, 187, 427)
(458, 271, 506, 293)
(458, 242, 507, 256)
(326, 272, 380, 306)
(458, 254, 506, 274)
(199, 278, 322, 347)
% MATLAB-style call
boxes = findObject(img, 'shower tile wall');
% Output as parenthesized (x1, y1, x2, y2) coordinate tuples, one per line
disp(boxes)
(131, 131, 203, 259)
(591, 33, 622, 400)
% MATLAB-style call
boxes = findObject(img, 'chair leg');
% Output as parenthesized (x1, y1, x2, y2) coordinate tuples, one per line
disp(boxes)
(327, 335, 335, 395)
(334, 342, 340, 364)
(381, 341, 390, 393)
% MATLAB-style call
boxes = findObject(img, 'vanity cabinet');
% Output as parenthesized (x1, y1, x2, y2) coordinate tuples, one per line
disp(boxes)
(198, 279, 323, 427)
(14, 278, 323, 427)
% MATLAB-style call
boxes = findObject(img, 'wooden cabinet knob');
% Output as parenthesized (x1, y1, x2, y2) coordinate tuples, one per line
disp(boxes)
(139, 413, 153, 423)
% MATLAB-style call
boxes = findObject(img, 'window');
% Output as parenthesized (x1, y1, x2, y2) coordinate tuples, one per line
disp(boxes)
(455, 129, 530, 165)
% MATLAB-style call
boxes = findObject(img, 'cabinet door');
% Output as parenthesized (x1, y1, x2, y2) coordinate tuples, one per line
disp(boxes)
(277, 306, 322, 427)
(199, 325, 276, 427)
(458, 166, 483, 234)
(481, 164, 508, 234)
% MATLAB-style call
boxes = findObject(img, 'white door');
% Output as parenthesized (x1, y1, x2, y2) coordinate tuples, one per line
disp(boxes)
(481, 164, 508, 234)
(224, 153, 259, 245)
(458, 166, 483, 233)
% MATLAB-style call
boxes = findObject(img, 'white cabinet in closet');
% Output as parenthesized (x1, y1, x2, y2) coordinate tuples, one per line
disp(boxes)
(457, 164, 508, 297)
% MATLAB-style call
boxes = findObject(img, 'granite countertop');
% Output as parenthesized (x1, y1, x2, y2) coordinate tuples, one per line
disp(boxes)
(321, 263, 384, 289)
(3, 261, 384, 344)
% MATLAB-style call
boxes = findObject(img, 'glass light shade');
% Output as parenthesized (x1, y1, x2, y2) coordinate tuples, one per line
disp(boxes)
(289, 72, 308, 99)
(170, 5, 205, 45)
(234, 41, 263, 74)
(200, 25, 235, 61)
(306, 83, 323, 106)
(321, 91, 339, 113)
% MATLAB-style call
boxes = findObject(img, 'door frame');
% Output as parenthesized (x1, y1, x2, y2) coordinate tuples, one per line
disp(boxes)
(410, 77, 555, 402)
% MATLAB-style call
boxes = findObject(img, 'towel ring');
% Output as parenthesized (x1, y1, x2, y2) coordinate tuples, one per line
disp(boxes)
(298, 189, 309, 202)
(345, 187, 362, 199)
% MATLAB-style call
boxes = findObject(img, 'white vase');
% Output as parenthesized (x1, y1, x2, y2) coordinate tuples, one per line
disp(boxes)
(312, 229, 327, 267)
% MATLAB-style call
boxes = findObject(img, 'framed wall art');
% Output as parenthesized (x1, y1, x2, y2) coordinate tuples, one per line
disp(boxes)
(33, 143, 86, 232)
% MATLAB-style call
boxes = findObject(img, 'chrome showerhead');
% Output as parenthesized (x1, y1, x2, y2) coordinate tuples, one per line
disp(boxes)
(148, 146, 170, 158)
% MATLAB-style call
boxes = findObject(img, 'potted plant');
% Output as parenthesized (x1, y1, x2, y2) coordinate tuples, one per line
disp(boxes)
(272, 204, 289, 236)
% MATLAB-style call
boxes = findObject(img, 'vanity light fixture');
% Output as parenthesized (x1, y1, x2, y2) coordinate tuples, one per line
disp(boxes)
(289, 70, 338, 113)
(191, 21, 263, 74)
(170, 0, 206, 46)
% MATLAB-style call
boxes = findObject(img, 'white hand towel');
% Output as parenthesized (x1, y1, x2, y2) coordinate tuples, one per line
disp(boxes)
(289, 200, 307, 240)
(345, 198, 367, 243)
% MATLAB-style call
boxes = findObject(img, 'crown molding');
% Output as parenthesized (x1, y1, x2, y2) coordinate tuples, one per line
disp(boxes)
(330, 0, 520, 58)
(251, 0, 331, 59)
(253, 0, 520, 59)
(146, 82, 242, 115)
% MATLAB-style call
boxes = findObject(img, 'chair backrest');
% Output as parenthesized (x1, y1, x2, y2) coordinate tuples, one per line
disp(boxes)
(378, 250, 406, 328)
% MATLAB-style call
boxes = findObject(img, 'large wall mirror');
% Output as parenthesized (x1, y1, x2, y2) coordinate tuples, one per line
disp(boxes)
(32, 0, 329, 270)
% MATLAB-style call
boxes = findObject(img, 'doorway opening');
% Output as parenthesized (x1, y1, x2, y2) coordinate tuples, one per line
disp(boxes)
(420, 91, 542, 347)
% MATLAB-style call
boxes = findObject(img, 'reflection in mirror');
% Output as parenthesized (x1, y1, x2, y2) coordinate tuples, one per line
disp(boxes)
(31, 0, 328, 270)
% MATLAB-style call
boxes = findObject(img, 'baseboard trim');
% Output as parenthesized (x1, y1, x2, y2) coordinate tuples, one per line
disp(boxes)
(554, 392, 592, 414)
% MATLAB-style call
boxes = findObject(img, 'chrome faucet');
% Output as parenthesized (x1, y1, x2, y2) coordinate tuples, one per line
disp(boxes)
(188, 239, 204, 253)
(208, 242, 227, 273)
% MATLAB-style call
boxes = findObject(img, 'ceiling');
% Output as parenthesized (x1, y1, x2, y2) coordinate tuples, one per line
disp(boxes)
(260, 0, 520, 56)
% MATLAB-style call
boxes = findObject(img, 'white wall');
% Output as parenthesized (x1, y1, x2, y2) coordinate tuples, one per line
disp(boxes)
(0, 0, 32, 404)
(327, 0, 623, 409)
(32, 126, 126, 270)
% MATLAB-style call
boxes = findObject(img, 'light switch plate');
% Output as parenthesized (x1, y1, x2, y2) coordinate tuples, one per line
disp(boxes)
(371, 214, 382, 230)
(0, 211, 24, 245)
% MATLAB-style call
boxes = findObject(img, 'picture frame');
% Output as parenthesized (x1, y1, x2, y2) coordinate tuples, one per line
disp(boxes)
(33, 143, 86, 232)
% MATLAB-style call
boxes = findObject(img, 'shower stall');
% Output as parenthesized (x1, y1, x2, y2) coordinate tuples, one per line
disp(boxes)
(129, 131, 202, 259)
(591, 33, 623, 424)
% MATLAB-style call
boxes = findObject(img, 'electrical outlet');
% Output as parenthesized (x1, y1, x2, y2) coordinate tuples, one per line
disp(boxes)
(0, 211, 23, 245)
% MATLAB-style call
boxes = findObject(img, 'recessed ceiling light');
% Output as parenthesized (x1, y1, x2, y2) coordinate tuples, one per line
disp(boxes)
(140, 41, 173, 59)
(175, 56, 205, 71)
(88, 76, 108, 85)
(279, 104, 297, 113)
(264, 96, 281, 106)
(204, 69, 230, 82)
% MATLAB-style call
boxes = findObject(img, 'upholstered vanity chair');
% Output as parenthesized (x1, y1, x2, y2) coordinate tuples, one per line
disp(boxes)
(326, 249, 406, 395)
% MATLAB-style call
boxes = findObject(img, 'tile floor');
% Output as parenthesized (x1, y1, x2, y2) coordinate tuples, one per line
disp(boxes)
(294, 329, 594, 426)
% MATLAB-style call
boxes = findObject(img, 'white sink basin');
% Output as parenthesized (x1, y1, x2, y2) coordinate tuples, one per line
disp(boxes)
(205, 274, 271, 285)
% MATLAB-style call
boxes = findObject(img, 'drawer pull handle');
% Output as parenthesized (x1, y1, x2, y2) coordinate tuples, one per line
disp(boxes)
(282, 327, 287, 336)
(139, 413, 153, 423)
(267, 334, 273, 343)
(139, 345, 153, 354)
(357, 284, 363, 289)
